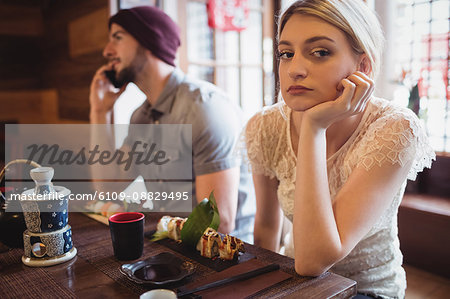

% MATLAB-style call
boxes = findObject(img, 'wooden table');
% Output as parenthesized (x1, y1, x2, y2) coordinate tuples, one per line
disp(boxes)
(0, 213, 356, 298)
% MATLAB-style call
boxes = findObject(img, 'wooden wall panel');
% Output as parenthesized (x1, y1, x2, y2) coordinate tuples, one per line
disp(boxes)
(40, 0, 109, 121)
(399, 203, 450, 278)
(69, 8, 109, 58)
(0, 4, 43, 37)
(57, 87, 92, 120)
(420, 155, 450, 198)
(43, 52, 105, 88)
(41, 51, 105, 121)
(0, 89, 59, 124)
(0, 0, 109, 122)
(0, 36, 41, 90)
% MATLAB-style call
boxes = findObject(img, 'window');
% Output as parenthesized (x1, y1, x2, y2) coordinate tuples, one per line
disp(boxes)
(393, 0, 449, 153)
(111, 0, 274, 121)
(176, 0, 275, 120)
(114, 0, 158, 10)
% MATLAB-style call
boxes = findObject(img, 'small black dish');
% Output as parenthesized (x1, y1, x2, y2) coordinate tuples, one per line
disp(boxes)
(120, 252, 195, 285)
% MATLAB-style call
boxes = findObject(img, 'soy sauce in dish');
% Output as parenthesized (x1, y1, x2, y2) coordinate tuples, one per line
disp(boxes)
(134, 263, 181, 282)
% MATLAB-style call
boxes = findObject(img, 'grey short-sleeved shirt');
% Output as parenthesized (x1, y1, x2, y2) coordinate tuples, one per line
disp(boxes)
(125, 69, 255, 242)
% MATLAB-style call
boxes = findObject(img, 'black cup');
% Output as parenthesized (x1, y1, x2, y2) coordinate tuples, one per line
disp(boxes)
(109, 212, 145, 260)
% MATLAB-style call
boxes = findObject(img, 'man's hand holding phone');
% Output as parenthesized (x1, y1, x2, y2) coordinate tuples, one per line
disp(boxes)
(89, 65, 127, 123)
(104, 69, 124, 89)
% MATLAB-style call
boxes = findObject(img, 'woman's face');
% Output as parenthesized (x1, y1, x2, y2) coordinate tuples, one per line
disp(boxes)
(278, 14, 362, 111)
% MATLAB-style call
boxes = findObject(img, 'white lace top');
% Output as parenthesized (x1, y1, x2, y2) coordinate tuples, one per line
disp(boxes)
(245, 97, 435, 299)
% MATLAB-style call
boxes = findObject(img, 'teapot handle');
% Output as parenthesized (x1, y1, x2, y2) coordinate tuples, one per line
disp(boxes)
(0, 159, 41, 198)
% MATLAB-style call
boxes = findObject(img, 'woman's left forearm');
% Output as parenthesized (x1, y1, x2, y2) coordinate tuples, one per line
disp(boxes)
(293, 118, 342, 276)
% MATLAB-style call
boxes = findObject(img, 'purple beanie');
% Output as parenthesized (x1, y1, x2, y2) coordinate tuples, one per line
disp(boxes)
(109, 6, 180, 66)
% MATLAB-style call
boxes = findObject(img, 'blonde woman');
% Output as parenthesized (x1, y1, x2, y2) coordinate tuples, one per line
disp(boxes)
(245, 0, 435, 298)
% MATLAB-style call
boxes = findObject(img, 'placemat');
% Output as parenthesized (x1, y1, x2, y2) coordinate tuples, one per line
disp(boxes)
(0, 248, 77, 299)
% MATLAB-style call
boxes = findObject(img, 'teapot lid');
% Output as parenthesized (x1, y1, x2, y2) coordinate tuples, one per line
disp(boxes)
(30, 167, 55, 195)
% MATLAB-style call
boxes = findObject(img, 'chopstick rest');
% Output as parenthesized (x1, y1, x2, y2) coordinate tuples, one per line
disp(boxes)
(177, 263, 280, 297)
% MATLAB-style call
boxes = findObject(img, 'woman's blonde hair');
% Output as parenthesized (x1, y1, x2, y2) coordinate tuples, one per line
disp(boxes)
(278, 0, 384, 79)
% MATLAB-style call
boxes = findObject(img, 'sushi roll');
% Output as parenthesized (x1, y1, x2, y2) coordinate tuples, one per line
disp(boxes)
(156, 215, 173, 232)
(219, 235, 245, 260)
(167, 217, 186, 241)
(156, 216, 186, 241)
(92, 201, 105, 213)
(103, 203, 124, 217)
(196, 227, 220, 259)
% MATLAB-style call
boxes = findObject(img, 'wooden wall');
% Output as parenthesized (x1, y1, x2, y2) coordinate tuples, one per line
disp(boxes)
(0, 3, 44, 91)
(0, 0, 109, 122)
(41, 0, 108, 121)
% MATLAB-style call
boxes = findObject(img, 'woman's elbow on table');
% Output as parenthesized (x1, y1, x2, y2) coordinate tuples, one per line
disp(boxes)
(293, 237, 347, 277)
(294, 259, 330, 277)
(293, 248, 342, 277)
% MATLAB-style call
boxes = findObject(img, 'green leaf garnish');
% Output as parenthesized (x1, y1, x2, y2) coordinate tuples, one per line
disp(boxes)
(150, 230, 169, 242)
(180, 191, 220, 247)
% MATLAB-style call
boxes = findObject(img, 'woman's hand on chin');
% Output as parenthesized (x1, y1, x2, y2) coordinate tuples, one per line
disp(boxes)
(303, 71, 374, 129)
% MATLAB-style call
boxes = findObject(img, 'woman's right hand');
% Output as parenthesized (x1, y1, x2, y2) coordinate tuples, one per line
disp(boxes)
(89, 65, 126, 122)
(303, 71, 374, 130)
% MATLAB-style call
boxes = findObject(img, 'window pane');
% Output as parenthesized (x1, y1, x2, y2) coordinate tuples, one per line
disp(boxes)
(396, 3, 413, 26)
(411, 41, 423, 63)
(281, 0, 296, 10)
(187, 2, 214, 61)
(431, 20, 449, 34)
(188, 65, 214, 84)
(413, 2, 430, 22)
(430, 34, 448, 59)
(431, 0, 449, 20)
(183, 0, 269, 120)
(240, 11, 262, 64)
(241, 67, 263, 120)
(395, 43, 412, 63)
(430, 136, 445, 152)
(119, 0, 156, 9)
(426, 96, 447, 137)
(249, 0, 262, 7)
(396, 25, 414, 43)
(215, 31, 239, 63)
(412, 22, 431, 43)
(216, 67, 240, 107)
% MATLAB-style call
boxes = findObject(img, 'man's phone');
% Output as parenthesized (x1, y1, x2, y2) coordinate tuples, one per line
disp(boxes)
(104, 70, 123, 88)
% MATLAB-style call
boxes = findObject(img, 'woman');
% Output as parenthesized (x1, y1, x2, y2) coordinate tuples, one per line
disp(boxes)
(245, 0, 435, 298)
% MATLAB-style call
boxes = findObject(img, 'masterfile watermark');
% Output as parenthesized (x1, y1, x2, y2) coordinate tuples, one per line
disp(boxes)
(5, 181, 193, 213)
(10, 192, 67, 201)
(9, 190, 190, 203)
(4, 124, 194, 213)
(5, 124, 192, 180)
(27, 141, 170, 171)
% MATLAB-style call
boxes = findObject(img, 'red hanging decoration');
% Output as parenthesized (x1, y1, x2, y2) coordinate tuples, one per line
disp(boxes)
(207, 0, 249, 32)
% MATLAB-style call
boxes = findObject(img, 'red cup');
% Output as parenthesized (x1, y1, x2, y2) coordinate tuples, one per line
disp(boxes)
(109, 212, 145, 260)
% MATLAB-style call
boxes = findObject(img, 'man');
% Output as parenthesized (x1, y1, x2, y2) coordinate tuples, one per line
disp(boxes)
(89, 6, 254, 242)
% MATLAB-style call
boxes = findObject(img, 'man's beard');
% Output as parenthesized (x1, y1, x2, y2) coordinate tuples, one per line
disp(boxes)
(116, 46, 147, 86)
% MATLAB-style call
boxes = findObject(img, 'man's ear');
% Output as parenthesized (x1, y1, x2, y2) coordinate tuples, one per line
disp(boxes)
(358, 54, 372, 75)
(145, 48, 155, 60)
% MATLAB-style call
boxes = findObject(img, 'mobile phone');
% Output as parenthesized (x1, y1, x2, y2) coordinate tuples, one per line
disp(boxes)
(104, 70, 123, 88)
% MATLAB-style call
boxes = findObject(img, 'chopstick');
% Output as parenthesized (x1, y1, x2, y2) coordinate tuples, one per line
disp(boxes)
(177, 263, 280, 297)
